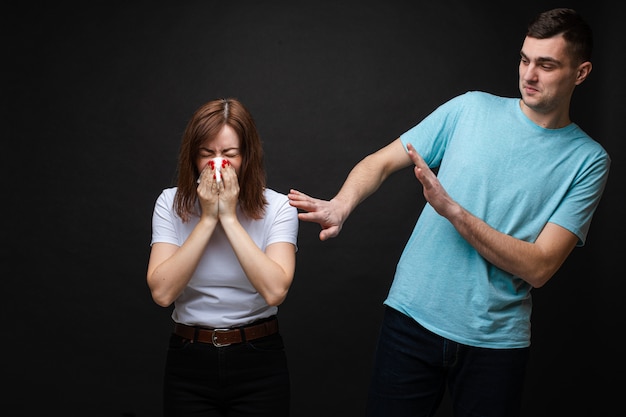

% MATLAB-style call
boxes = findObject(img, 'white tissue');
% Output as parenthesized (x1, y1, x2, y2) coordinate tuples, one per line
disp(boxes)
(212, 157, 224, 183)
(196, 157, 225, 184)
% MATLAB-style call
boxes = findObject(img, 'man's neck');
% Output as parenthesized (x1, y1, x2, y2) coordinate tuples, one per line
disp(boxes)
(519, 99, 572, 129)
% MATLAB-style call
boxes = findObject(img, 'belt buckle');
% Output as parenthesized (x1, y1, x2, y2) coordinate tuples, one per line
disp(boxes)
(211, 329, 232, 347)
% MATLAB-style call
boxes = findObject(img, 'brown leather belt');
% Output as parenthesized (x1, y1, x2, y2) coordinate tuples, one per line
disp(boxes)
(173, 316, 279, 347)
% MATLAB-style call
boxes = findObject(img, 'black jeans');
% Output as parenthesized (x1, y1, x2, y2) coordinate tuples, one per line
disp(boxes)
(163, 331, 290, 417)
(366, 306, 529, 417)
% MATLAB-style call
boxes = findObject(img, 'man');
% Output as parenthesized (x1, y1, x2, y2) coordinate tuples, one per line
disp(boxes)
(288, 8, 610, 417)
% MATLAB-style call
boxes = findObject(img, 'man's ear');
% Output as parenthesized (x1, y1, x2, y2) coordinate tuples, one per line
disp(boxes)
(575, 61, 592, 85)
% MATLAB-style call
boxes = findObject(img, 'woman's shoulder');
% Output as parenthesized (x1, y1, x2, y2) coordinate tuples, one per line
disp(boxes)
(263, 187, 287, 198)
(263, 187, 287, 201)
(154, 187, 178, 207)
(158, 186, 177, 199)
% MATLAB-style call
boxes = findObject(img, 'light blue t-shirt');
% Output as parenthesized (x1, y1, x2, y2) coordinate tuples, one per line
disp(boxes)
(386, 91, 610, 348)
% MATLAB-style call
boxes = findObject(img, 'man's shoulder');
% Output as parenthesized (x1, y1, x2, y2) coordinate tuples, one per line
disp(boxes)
(462, 90, 513, 103)
(444, 91, 515, 115)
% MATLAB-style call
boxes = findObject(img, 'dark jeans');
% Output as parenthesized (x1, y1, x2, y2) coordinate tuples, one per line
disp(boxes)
(366, 306, 529, 417)
(163, 331, 290, 417)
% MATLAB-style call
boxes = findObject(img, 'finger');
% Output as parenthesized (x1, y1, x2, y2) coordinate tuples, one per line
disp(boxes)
(288, 189, 312, 201)
(406, 143, 426, 166)
(288, 192, 319, 210)
(210, 177, 220, 193)
(221, 164, 238, 184)
(414, 166, 429, 186)
(197, 165, 209, 184)
(319, 226, 339, 241)
(297, 210, 326, 222)
(290, 200, 315, 212)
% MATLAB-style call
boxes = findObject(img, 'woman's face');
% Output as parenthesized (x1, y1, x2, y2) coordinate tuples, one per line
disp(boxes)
(196, 124, 242, 177)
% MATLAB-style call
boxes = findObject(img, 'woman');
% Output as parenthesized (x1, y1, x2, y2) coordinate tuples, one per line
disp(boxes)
(147, 98, 298, 416)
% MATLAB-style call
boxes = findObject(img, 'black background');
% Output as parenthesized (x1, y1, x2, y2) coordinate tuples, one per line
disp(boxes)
(4, 1, 624, 416)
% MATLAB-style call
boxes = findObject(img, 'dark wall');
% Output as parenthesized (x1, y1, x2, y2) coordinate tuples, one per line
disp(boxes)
(5, 1, 623, 416)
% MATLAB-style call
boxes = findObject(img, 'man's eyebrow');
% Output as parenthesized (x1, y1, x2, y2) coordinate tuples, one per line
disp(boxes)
(520, 50, 561, 65)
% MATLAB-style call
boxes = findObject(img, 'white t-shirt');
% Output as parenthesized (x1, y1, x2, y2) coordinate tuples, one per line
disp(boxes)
(151, 187, 299, 328)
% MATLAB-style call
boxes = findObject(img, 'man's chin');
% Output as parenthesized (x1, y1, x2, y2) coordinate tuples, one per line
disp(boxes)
(521, 94, 539, 108)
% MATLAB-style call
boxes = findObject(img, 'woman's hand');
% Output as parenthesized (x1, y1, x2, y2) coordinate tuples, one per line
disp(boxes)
(196, 163, 220, 220)
(216, 162, 240, 221)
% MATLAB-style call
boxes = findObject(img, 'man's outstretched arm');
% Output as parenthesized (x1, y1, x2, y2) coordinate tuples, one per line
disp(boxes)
(288, 138, 412, 241)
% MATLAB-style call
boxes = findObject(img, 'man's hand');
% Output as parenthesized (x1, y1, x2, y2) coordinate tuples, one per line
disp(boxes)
(288, 189, 345, 241)
(407, 143, 459, 219)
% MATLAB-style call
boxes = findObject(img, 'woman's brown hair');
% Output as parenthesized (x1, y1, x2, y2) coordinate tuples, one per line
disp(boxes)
(174, 98, 267, 222)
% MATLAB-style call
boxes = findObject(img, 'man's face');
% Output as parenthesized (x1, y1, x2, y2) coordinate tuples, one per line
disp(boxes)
(518, 35, 586, 118)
